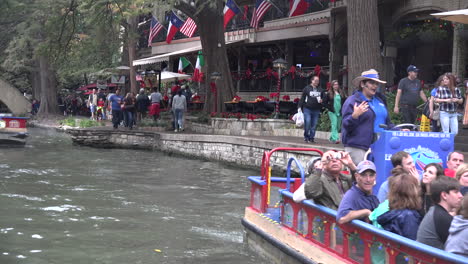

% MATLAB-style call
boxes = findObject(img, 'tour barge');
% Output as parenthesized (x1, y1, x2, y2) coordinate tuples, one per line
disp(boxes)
(242, 147, 468, 264)
(0, 116, 29, 146)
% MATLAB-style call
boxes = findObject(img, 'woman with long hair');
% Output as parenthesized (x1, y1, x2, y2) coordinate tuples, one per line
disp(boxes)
(434, 73, 463, 134)
(420, 163, 445, 216)
(377, 173, 422, 240)
(327, 80, 346, 144)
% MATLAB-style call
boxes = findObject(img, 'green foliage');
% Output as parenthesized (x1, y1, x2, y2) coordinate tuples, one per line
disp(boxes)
(191, 111, 211, 124)
(0, 0, 153, 95)
(78, 119, 101, 128)
(317, 109, 331, 131)
(60, 117, 76, 127)
(388, 23, 449, 42)
(384, 92, 402, 125)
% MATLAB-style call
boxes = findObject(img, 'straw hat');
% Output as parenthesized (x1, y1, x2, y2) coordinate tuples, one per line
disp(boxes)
(352, 69, 386, 87)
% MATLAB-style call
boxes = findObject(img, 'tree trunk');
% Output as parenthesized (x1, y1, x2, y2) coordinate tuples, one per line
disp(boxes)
(37, 55, 59, 117)
(347, 0, 382, 94)
(176, 0, 236, 113)
(127, 16, 138, 94)
(31, 59, 42, 101)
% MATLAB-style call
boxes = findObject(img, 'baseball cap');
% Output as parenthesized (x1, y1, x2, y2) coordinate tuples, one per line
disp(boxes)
(407, 65, 419, 72)
(357, 160, 377, 173)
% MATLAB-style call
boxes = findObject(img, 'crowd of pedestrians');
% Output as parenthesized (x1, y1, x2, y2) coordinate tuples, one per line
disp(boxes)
(298, 65, 467, 162)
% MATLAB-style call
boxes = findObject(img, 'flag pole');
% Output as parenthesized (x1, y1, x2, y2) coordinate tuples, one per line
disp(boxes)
(232, 1, 252, 25)
(268, 0, 285, 16)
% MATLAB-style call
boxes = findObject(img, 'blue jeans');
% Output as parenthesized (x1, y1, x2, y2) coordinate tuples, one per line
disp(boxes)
(440, 111, 458, 134)
(174, 109, 184, 130)
(123, 110, 134, 128)
(303, 108, 321, 141)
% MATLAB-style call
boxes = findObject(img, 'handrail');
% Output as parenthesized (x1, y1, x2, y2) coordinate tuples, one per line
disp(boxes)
(260, 147, 323, 211)
(285, 156, 306, 192)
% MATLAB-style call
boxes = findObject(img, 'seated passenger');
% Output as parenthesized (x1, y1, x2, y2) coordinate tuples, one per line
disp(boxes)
(377, 151, 419, 202)
(293, 157, 322, 203)
(336, 160, 380, 224)
(369, 167, 406, 229)
(455, 163, 468, 195)
(377, 172, 422, 240)
(303, 150, 355, 210)
(445, 194, 468, 257)
(416, 177, 463, 249)
(420, 163, 445, 216)
(444, 151, 464, 178)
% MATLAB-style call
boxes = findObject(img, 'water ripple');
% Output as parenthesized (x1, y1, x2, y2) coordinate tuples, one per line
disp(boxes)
(1, 193, 45, 202)
(41, 204, 83, 212)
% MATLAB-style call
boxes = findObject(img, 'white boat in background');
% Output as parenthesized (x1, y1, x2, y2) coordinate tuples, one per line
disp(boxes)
(0, 114, 29, 146)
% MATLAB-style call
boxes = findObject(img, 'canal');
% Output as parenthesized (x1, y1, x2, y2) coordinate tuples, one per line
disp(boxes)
(0, 128, 266, 263)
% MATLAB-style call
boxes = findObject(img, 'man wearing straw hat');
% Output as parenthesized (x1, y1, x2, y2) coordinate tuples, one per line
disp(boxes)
(341, 69, 394, 165)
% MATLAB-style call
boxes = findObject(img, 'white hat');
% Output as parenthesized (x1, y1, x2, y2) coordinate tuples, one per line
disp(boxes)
(352, 69, 386, 87)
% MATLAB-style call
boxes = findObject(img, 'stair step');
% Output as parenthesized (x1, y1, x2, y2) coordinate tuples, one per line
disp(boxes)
(454, 143, 468, 152)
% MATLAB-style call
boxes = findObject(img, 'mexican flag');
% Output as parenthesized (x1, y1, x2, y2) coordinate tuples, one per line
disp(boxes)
(178, 57, 190, 73)
(192, 51, 205, 83)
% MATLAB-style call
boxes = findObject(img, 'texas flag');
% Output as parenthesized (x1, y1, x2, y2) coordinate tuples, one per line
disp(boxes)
(166, 11, 184, 44)
(223, 0, 240, 29)
(289, 0, 311, 17)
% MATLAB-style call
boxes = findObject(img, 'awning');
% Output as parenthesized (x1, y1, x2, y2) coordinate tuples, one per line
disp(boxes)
(133, 46, 202, 66)
(133, 40, 245, 66)
(431, 9, 468, 24)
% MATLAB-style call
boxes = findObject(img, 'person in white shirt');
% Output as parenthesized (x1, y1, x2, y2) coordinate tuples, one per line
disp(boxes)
(171, 90, 187, 132)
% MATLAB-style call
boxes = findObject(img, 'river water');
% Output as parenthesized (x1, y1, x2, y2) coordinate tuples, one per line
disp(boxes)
(0, 128, 266, 264)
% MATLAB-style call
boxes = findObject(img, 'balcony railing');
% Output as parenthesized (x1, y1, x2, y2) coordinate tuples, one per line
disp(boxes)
(140, 1, 331, 48)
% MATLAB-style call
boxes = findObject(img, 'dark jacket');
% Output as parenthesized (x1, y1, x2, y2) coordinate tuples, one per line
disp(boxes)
(341, 91, 393, 150)
(298, 85, 327, 111)
(136, 94, 150, 112)
(377, 209, 422, 240)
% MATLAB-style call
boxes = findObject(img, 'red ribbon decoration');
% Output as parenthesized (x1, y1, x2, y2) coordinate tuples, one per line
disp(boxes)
(245, 68, 252, 79)
(210, 82, 217, 94)
(314, 64, 321, 76)
(288, 65, 296, 79)
(266, 68, 272, 79)
(272, 71, 279, 79)
(243, 6, 248, 20)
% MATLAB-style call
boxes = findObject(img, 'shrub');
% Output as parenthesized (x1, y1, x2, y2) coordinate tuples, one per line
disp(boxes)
(79, 119, 100, 128)
(60, 117, 76, 127)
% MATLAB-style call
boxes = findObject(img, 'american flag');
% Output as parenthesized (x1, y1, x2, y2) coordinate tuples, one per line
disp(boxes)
(250, 0, 272, 29)
(148, 16, 163, 47)
(180, 17, 197, 38)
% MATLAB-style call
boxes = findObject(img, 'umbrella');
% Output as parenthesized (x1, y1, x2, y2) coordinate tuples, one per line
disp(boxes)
(431, 9, 468, 24)
(77, 83, 117, 91)
(115, 65, 130, 70)
(159, 71, 191, 83)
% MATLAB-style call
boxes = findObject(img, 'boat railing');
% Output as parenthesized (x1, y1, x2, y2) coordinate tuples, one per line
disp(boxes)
(247, 170, 468, 264)
(259, 147, 323, 212)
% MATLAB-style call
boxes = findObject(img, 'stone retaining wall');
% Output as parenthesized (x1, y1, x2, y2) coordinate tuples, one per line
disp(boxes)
(188, 118, 338, 139)
(67, 128, 337, 172)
